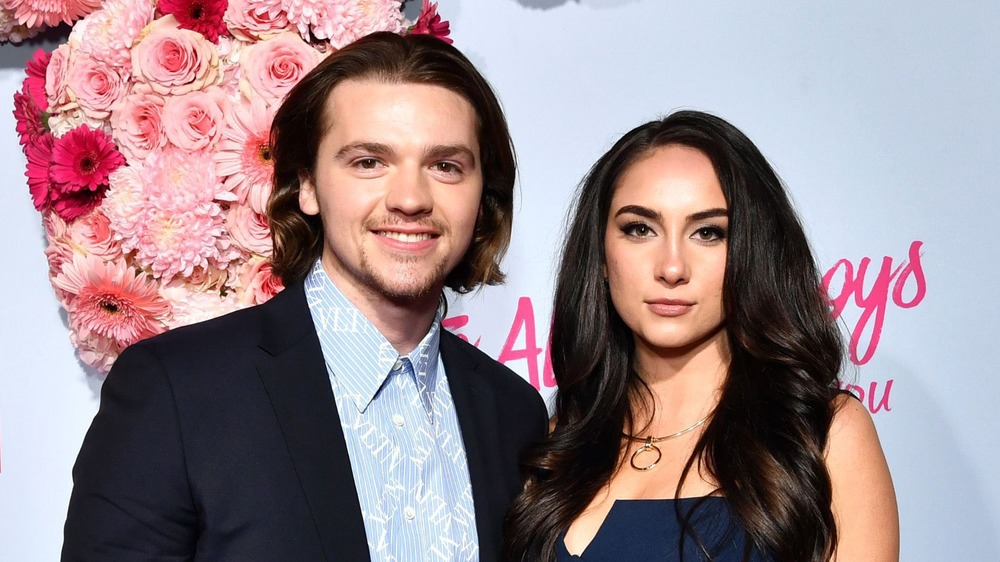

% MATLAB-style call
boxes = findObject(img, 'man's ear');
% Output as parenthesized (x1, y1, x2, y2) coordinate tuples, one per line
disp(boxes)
(298, 172, 320, 216)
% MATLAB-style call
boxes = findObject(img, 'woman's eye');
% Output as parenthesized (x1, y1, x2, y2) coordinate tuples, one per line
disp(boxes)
(623, 223, 653, 237)
(693, 226, 726, 241)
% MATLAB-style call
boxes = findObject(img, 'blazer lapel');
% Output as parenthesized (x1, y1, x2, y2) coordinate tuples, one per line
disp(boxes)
(255, 282, 370, 561)
(441, 332, 503, 562)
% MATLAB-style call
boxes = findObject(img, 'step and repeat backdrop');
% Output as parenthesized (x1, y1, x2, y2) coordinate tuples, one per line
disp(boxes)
(2, 0, 999, 559)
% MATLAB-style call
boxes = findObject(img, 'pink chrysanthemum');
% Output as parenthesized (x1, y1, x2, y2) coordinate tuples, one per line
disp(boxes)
(105, 148, 237, 282)
(281, 0, 402, 46)
(52, 253, 172, 349)
(13, 83, 47, 147)
(25, 132, 55, 211)
(160, 283, 240, 328)
(330, 0, 404, 47)
(279, 0, 342, 41)
(5, 0, 100, 29)
(214, 97, 274, 214)
(74, 0, 155, 70)
(24, 48, 50, 109)
(408, 0, 450, 44)
(50, 125, 125, 192)
(158, 0, 229, 43)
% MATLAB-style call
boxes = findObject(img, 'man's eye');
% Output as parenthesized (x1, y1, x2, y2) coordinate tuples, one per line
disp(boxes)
(356, 158, 380, 169)
(434, 162, 460, 174)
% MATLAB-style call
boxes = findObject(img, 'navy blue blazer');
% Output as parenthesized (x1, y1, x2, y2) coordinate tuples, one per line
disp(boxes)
(62, 281, 548, 561)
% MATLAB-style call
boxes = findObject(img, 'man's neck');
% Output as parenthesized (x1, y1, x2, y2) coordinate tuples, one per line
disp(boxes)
(361, 295, 440, 356)
(327, 279, 442, 356)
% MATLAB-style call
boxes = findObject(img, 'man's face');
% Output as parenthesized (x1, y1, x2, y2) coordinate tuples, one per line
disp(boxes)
(299, 79, 483, 307)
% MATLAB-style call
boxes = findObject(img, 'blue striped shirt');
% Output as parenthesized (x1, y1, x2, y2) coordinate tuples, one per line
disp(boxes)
(304, 261, 479, 561)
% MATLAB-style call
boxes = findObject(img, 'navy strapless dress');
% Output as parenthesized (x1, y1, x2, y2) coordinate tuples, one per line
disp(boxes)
(556, 497, 773, 561)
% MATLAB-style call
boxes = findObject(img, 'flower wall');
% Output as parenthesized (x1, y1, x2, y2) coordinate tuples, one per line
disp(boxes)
(13, 0, 451, 372)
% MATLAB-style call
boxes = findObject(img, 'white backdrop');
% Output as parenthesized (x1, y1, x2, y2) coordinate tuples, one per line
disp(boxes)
(2, 1, 999, 559)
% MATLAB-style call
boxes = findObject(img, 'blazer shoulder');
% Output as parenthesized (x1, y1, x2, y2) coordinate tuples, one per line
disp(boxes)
(441, 330, 545, 409)
(132, 281, 310, 356)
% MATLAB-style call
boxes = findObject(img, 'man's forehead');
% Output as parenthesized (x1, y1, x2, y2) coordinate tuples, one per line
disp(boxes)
(323, 78, 472, 115)
(319, 79, 479, 147)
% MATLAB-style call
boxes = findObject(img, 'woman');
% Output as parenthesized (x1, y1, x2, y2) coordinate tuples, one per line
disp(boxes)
(505, 111, 898, 561)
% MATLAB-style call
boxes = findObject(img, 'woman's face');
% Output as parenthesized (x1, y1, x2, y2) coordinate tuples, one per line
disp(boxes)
(604, 144, 729, 358)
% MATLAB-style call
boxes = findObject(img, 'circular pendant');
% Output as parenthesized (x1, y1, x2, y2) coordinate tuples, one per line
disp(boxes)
(629, 437, 662, 471)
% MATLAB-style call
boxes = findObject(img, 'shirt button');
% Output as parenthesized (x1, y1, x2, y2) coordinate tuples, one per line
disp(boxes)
(404, 506, 416, 521)
(392, 414, 405, 427)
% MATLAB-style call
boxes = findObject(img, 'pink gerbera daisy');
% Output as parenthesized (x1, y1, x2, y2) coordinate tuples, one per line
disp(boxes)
(6, 0, 101, 28)
(24, 132, 55, 211)
(158, 0, 229, 42)
(52, 253, 172, 348)
(50, 125, 126, 193)
(214, 97, 275, 214)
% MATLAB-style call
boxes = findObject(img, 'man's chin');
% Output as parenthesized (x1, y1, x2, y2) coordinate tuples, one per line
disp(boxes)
(370, 272, 445, 304)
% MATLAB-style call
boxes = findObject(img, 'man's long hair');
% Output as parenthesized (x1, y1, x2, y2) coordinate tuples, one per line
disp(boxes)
(268, 32, 516, 291)
(505, 111, 844, 562)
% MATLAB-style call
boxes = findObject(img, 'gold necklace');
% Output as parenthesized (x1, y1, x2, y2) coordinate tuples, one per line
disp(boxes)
(622, 415, 710, 471)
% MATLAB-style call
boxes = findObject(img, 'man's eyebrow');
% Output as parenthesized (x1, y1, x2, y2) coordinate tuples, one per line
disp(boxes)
(613, 205, 660, 220)
(334, 142, 393, 160)
(425, 144, 478, 167)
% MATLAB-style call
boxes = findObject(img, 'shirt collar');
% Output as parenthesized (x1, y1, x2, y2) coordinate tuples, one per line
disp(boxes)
(304, 260, 442, 414)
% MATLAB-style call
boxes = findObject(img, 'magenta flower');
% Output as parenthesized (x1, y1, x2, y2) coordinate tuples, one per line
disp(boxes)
(13, 83, 46, 147)
(158, 0, 229, 43)
(24, 132, 55, 211)
(50, 125, 126, 193)
(24, 48, 51, 110)
(409, 0, 451, 44)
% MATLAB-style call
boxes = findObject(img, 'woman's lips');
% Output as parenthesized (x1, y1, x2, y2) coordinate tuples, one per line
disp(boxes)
(646, 299, 693, 317)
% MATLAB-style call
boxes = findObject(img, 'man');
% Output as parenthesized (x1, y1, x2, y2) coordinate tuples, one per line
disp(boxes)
(62, 32, 548, 561)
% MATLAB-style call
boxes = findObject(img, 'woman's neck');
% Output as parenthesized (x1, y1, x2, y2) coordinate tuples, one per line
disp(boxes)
(631, 329, 730, 433)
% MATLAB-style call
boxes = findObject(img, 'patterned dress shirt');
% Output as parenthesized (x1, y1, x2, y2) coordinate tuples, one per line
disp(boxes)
(304, 261, 479, 561)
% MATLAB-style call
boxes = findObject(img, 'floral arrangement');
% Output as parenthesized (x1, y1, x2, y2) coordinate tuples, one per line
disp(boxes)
(0, 0, 99, 44)
(13, 0, 451, 373)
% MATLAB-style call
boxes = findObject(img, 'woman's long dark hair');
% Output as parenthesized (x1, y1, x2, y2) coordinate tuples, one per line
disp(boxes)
(505, 111, 844, 561)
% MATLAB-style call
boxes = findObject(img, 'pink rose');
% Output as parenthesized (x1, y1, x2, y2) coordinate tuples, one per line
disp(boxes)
(227, 203, 273, 256)
(224, 0, 291, 41)
(70, 329, 121, 375)
(162, 87, 228, 152)
(240, 32, 320, 105)
(43, 211, 69, 243)
(110, 91, 168, 162)
(44, 237, 77, 306)
(131, 16, 220, 96)
(46, 43, 75, 112)
(239, 256, 284, 305)
(68, 209, 121, 260)
(66, 54, 126, 120)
